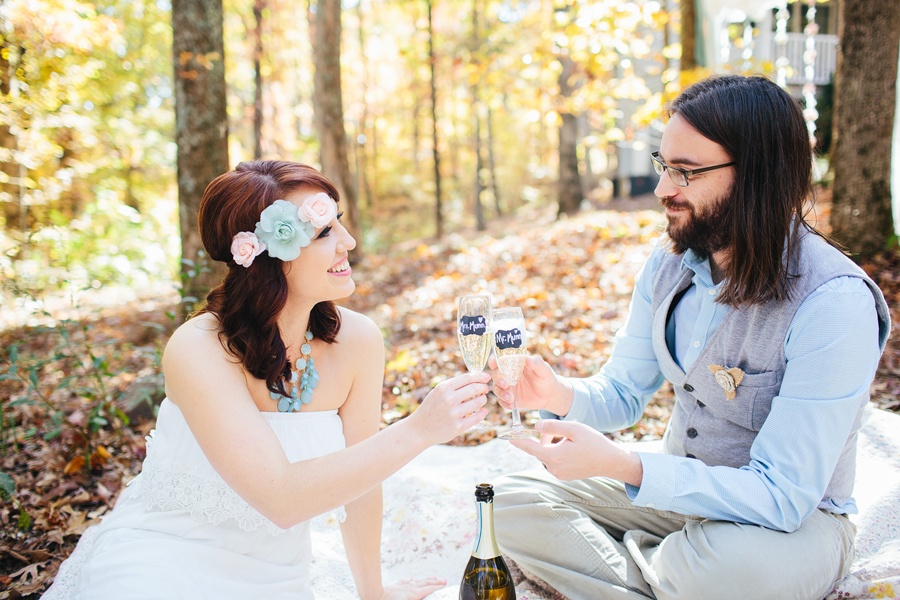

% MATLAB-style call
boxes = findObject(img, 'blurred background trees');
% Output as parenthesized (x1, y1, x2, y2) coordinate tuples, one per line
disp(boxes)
(172, 0, 228, 306)
(0, 0, 897, 308)
(829, 0, 900, 259)
(0, 0, 682, 307)
(1, 5, 898, 590)
(1, 0, 176, 298)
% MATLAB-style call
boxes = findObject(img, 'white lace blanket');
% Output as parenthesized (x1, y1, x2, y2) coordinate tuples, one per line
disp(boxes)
(824, 406, 900, 600)
(310, 405, 900, 599)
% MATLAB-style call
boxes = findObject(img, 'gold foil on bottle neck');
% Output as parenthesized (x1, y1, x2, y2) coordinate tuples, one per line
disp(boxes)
(472, 499, 502, 559)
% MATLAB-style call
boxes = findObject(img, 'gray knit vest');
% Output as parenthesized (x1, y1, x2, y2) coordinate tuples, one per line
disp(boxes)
(650, 231, 890, 509)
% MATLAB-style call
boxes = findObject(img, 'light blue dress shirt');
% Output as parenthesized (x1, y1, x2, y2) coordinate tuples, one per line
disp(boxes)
(561, 241, 882, 532)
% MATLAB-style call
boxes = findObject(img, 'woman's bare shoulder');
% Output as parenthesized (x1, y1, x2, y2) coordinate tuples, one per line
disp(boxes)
(167, 312, 220, 346)
(163, 313, 234, 372)
(335, 306, 382, 345)
(162, 312, 249, 408)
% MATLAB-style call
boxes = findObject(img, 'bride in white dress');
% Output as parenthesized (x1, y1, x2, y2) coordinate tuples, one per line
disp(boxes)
(42, 161, 491, 600)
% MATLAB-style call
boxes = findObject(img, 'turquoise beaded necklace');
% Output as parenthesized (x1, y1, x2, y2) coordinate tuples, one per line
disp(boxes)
(271, 330, 320, 412)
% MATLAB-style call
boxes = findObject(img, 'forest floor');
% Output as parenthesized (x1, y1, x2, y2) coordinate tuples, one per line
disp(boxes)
(1, 192, 899, 597)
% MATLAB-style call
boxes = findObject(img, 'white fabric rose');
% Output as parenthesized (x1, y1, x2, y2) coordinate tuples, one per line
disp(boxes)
(298, 192, 337, 229)
(230, 231, 266, 267)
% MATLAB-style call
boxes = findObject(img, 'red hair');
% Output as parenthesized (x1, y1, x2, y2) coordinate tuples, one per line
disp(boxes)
(197, 160, 342, 396)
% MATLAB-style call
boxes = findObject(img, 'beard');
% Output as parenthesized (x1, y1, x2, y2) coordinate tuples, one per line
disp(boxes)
(659, 186, 735, 259)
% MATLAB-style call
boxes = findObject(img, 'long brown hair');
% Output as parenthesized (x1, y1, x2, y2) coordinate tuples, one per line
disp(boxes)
(196, 160, 342, 397)
(671, 75, 828, 307)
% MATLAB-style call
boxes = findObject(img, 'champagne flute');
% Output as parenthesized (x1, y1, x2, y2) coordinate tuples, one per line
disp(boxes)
(457, 294, 495, 429)
(492, 307, 539, 440)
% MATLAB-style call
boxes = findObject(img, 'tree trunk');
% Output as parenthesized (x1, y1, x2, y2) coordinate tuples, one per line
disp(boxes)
(57, 129, 87, 220)
(449, 131, 460, 197)
(172, 0, 229, 310)
(830, 0, 900, 259)
(370, 118, 378, 196)
(472, 101, 485, 231)
(471, 0, 485, 231)
(253, 0, 265, 159)
(311, 0, 362, 255)
(557, 55, 581, 217)
(473, 111, 486, 230)
(358, 118, 373, 208)
(680, 0, 696, 71)
(412, 93, 421, 172)
(487, 105, 502, 217)
(536, 106, 546, 181)
(578, 112, 593, 201)
(663, 0, 670, 73)
(427, 0, 443, 239)
(125, 163, 139, 211)
(0, 38, 20, 231)
(558, 113, 581, 216)
(356, 0, 373, 208)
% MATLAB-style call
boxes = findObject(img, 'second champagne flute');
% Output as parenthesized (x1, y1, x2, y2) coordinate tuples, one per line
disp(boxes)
(492, 307, 539, 440)
(457, 294, 495, 429)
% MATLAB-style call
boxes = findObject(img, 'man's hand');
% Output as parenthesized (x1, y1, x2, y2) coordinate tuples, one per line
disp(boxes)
(489, 355, 573, 417)
(509, 420, 644, 487)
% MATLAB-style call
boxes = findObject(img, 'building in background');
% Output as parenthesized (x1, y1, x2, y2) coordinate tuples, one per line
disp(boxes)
(612, 0, 839, 199)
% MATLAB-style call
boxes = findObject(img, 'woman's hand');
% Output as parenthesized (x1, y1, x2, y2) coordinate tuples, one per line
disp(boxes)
(378, 577, 447, 600)
(489, 355, 572, 417)
(407, 372, 490, 446)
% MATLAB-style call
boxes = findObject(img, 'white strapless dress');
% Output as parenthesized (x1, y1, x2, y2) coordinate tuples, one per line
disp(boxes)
(42, 399, 347, 600)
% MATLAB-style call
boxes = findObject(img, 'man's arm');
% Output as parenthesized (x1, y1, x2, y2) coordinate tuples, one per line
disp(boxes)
(490, 242, 668, 428)
(558, 243, 668, 429)
(631, 276, 882, 531)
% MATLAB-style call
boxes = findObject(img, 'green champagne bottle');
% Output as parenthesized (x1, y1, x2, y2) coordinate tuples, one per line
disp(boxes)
(459, 483, 516, 600)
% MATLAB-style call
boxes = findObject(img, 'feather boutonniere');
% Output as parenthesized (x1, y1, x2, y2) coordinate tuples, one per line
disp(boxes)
(708, 364, 745, 400)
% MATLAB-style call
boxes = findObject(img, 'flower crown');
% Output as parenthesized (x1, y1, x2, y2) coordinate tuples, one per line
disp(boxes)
(231, 193, 337, 267)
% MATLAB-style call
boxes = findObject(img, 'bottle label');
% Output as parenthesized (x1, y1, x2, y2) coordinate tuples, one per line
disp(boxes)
(459, 315, 488, 336)
(494, 328, 523, 350)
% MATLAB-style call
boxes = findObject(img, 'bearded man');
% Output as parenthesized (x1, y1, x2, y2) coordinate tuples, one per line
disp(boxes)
(489, 75, 891, 600)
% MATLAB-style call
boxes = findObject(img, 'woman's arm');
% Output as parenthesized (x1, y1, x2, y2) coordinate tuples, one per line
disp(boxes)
(163, 314, 490, 530)
(336, 312, 386, 600)
(328, 312, 451, 600)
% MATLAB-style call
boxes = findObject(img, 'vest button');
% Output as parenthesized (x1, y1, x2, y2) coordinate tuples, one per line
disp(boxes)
(686, 453, 696, 459)
(686, 427, 698, 438)
(697, 400, 706, 408)
(683, 383, 694, 392)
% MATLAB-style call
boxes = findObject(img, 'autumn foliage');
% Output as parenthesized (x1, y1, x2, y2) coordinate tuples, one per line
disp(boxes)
(2, 199, 898, 597)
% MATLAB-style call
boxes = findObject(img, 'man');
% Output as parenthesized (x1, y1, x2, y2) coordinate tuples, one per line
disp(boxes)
(490, 75, 891, 600)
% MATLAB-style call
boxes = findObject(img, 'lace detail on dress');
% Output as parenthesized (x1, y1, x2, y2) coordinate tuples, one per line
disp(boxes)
(40, 523, 102, 599)
(131, 429, 346, 535)
(133, 468, 295, 534)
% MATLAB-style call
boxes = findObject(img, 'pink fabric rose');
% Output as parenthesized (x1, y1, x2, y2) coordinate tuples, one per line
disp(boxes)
(298, 193, 337, 229)
(231, 231, 266, 267)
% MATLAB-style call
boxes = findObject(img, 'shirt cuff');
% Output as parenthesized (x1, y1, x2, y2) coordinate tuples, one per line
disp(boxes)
(559, 377, 592, 423)
(629, 452, 679, 510)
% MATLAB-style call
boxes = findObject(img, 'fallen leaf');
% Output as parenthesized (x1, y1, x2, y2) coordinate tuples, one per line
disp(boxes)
(63, 455, 85, 475)
(9, 559, 48, 581)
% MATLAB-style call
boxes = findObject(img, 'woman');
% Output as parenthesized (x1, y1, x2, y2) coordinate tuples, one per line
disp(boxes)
(43, 161, 490, 600)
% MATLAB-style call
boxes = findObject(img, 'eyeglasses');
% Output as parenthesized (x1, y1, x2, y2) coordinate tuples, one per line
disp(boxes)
(650, 152, 735, 187)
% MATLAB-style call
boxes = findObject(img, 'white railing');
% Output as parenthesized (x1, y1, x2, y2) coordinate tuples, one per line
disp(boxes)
(724, 33, 838, 86)
(775, 33, 838, 86)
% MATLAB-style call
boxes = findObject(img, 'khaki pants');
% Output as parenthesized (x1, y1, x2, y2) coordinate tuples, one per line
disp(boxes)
(493, 469, 856, 600)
